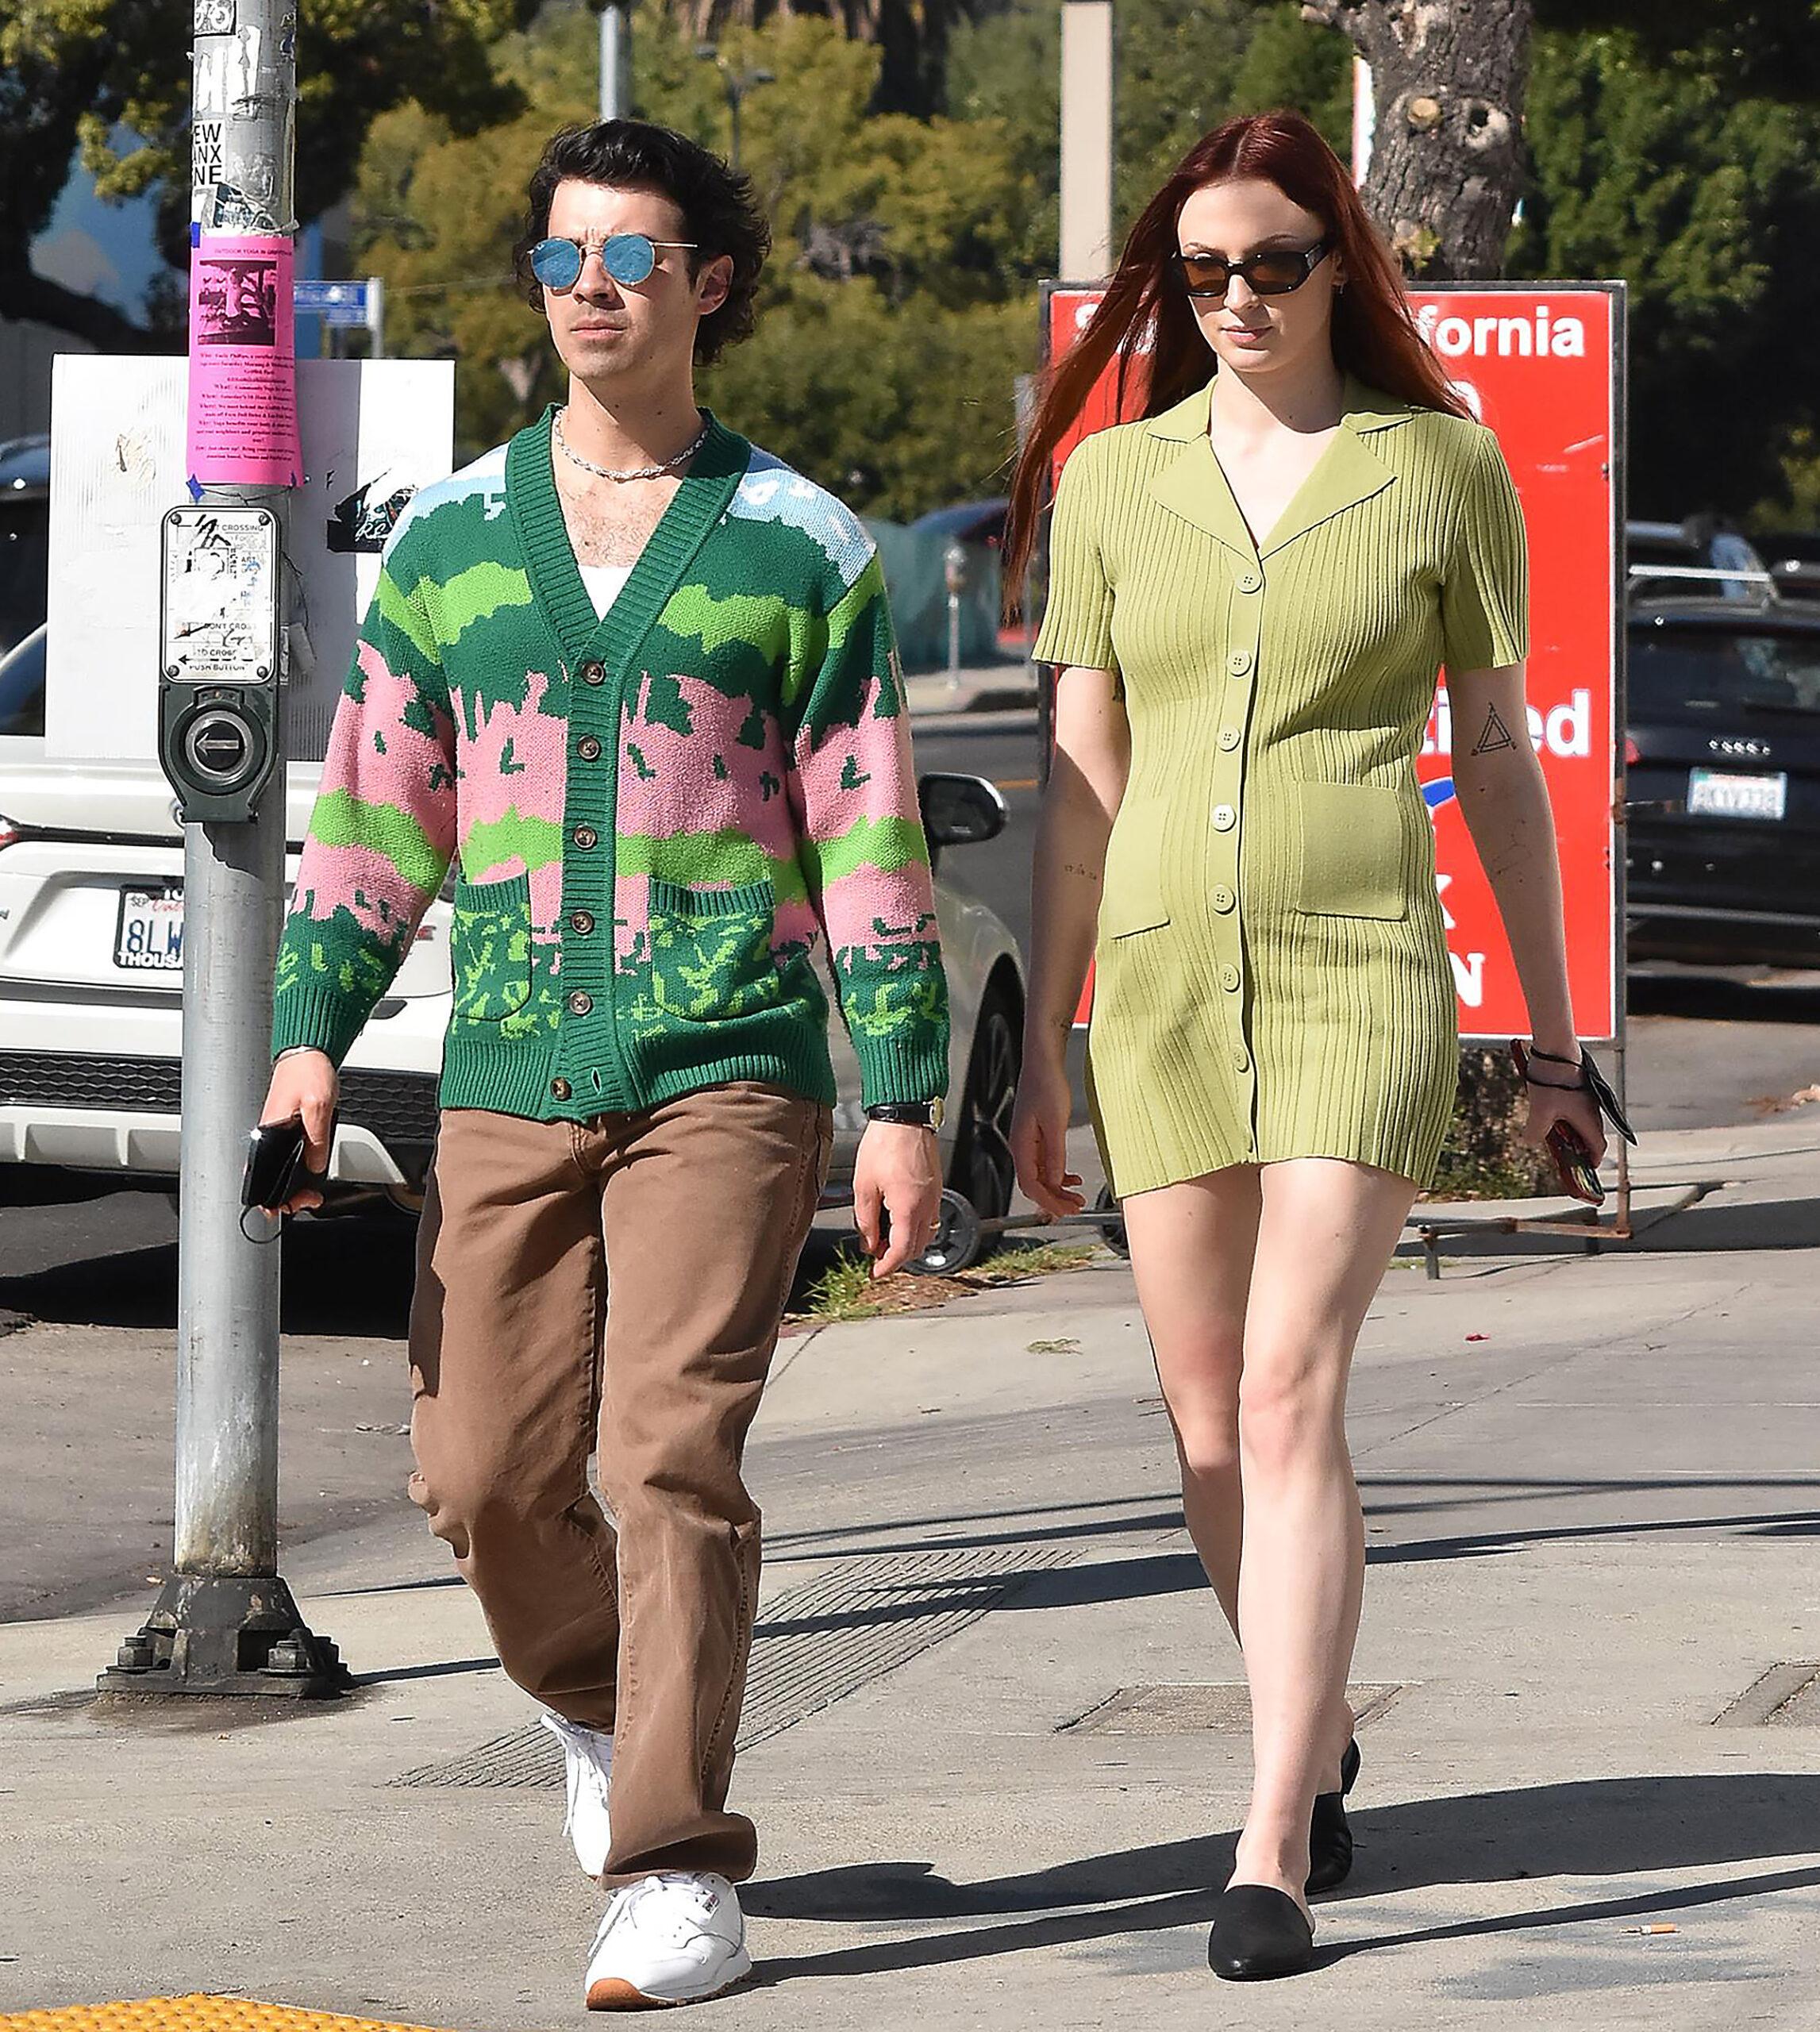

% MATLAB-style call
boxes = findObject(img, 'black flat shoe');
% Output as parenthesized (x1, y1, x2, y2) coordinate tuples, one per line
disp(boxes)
(1306, 1735, 1361, 1895)
(1207, 1884, 1315, 1980)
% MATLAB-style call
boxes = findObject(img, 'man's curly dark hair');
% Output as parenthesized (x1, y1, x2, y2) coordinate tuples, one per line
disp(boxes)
(514, 120, 771, 367)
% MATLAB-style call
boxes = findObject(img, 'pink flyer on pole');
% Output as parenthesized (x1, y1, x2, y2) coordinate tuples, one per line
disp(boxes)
(186, 233, 302, 488)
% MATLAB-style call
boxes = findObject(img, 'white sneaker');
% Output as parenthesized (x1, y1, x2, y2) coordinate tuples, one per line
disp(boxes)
(584, 1871, 752, 2010)
(541, 1711, 614, 1878)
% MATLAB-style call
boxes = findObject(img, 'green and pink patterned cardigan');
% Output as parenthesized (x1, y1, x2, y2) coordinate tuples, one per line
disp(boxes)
(272, 410, 950, 1119)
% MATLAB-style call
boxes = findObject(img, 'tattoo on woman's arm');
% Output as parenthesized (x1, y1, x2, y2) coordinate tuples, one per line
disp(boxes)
(1471, 705, 1518, 756)
(1060, 860, 1102, 882)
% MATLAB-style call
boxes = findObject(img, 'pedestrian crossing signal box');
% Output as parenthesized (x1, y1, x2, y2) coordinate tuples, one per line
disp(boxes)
(158, 505, 283, 822)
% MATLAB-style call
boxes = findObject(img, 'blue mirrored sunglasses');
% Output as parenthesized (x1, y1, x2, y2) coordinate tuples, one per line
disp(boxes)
(529, 233, 698, 292)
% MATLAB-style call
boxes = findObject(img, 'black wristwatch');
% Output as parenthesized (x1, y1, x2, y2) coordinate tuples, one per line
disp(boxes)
(865, 1099, 945, 1130)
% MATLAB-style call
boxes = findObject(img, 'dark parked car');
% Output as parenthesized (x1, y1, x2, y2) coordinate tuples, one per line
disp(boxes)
(1626, 518, 1776, 606)
(1757, 529, 1820, 604)
(1626, 600, 1820, 964)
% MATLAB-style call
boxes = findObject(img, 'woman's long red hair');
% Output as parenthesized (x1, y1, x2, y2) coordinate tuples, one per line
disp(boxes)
(1003, 109, 1466, 617)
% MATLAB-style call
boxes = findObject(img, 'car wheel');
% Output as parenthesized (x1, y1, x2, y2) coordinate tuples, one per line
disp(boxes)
(948, 983, 1021, 1225)
(1095, 1183, 1129, 1259)
(909, 1187, 984, 1277)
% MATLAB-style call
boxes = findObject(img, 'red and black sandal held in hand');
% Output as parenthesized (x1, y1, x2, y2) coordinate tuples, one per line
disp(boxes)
(1510, 1040, 1637, 1206)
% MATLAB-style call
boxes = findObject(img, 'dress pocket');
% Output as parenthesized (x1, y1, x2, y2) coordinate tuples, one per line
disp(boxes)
(1099, 797, 1172, 940)
(451, 870, 533, 1021)
(1293, 783, 1410, 921)
(648, 878, 783, 1021)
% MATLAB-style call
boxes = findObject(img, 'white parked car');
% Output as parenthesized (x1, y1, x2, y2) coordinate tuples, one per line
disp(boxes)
(0, 735, 1022, 1250)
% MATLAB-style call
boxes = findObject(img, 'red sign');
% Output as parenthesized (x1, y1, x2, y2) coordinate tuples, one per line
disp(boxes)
(1041, 281, 1622, 1043)
(1409, 287, 1619, 1041)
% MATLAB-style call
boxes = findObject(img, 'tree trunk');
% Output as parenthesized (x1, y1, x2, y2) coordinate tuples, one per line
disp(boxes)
(1306, 0, 1554, 1198)
(1301, 0, 1533, 279)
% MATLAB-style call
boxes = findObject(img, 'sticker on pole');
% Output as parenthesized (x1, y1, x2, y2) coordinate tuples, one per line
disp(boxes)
(186, 233, 302, 487)
(160, 506, 281, 684)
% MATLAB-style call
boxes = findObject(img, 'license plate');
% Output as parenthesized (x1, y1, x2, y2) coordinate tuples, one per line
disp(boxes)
(1687, 768, 1787, 821)
(115, 883, 185, 972)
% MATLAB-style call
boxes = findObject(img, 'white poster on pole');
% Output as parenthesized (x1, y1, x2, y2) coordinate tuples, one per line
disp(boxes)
(47, 354, 454, 762)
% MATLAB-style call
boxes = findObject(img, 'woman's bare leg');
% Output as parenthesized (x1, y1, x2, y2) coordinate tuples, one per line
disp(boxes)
(1227, 1157, 1415, 1914)
(1120, 1168, 1261, 1634)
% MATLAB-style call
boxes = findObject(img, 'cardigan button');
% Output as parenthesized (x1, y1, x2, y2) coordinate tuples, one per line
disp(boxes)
(1220, 964, 1241, 993)
(1212, 885, 1235, 913)
(576, 735, 602, 761)
(567, 990, 594, 1017)
(579, 661, 606, 686)
(550, 1078, 572, 1101)
(1218, 725, 1241, 752)
(1212, 803, 1237, 832)
(569, 909, 595, 936)
(1231, 1045, 1251, 1074)
(1235, 568, 1261, 594)
(1226, 648, 1253, 676)
(574, 825, 598, 849)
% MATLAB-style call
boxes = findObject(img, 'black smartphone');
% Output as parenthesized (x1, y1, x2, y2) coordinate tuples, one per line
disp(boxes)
(241, 1118, 327, 1212)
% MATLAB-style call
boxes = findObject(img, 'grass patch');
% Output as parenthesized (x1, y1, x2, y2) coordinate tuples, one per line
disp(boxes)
(794, 1239, 1099, 1326)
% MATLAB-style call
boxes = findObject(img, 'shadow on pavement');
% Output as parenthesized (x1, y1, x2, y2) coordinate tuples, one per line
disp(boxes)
(1630, 971, 1820, 1026)
(0, 1207, 853, 1337)
(745, 1774, 1820, 1980)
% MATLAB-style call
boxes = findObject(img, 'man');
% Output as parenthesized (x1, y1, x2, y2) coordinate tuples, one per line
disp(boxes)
(260, 119, 948, 2008)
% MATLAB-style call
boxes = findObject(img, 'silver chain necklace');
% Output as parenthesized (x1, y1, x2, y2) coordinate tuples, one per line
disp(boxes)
(554, 408, 709, 483)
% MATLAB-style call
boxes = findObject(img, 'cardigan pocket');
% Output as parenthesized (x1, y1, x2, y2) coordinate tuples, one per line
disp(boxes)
(1099, 797, 1172, 940)
(451, 871, 533, 1021)
(1293, 783, 1409, 921)
(648, 878, 784, 1021)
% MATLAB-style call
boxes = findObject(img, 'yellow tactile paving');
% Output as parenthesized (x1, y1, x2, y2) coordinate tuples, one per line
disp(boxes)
(0, 2001, 460, 2032)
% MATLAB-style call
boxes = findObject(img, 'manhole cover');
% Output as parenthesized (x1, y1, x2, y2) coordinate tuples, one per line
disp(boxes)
(393, 1543, 1073, 1788)
(1059, 1681, 1404, 1735)
(1714, 1662, 1820, 1726)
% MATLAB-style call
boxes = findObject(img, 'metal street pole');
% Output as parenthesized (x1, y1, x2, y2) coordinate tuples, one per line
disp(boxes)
(102, 0, 342, 1699)
(1059, 0, 1114, 279)
(598, 4, 631, 121)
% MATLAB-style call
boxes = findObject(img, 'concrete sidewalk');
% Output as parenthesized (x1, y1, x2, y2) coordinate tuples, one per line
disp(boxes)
(902, 661, 1037, 721)
(4, 1118, 1820, 2030)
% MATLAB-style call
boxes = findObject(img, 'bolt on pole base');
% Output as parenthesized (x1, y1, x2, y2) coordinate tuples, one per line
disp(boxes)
(98, 1572, 348, 1700)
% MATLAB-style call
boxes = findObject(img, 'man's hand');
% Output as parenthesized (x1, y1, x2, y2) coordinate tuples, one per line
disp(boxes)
(256, 1049, 340, 1213)
(852, 1119, 941, 1280)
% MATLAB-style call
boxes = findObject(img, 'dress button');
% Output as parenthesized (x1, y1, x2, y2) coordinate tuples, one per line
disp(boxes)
(1220, 964, 1241, 993)
(550, 1077, 572, 1101)
(1227, 648, 1253, 676)
(1235, 568, 1261, 593)
(579, 661, 606, 686)
(1212, 885, 1236, 913)
(1218, 725, 1241, 752)
(567, 990, 594, 1017)
(569, 909, 595, 936)
(576, 734, 602, 761)
(1212, 803, 1237, 832)
(1231, 1045, 1251, 1074)
(574, 824, 598, 849)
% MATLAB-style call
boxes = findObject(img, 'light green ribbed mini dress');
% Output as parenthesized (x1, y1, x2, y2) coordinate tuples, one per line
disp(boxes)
(1033, 375, 1529, 1196)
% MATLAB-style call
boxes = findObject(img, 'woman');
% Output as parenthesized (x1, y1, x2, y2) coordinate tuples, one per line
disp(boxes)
(1005, 110, 1610, 1980)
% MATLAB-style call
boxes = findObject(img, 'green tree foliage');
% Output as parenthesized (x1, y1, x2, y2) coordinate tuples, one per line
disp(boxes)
(356, 3, 1040, 516)
(0, 0, 536, 344)
(1510, 22, 1820, 521)
(946, 0, 1347, 269)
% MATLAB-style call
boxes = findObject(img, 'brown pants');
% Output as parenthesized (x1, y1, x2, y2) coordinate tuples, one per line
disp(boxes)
(406, 1083, 831, 1887)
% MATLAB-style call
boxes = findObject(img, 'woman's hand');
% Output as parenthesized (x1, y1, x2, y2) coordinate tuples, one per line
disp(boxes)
(1518, 1062, 1606, 1168)
(1011, 1051, 1083, 1220)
